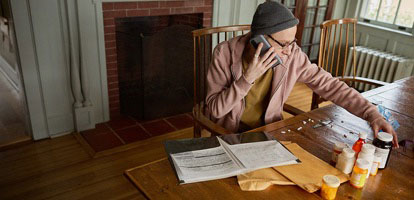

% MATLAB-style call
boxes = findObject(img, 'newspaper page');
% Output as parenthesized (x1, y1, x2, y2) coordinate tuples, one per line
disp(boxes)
(171, 146, 243, 183)
(219, 138, 299, 169)
(170, 137, 298, 184)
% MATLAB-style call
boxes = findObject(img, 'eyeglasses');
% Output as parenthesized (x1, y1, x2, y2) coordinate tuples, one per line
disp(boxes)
(267, 35, 297, 49)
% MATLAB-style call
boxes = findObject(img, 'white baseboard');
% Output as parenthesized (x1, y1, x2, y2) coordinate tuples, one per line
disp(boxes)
(74, 105, 96, 132)
(50, 130, 72, 138)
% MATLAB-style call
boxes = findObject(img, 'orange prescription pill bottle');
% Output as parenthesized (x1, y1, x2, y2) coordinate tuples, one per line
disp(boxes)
(321, 175, 340, 200)
(352, 132, 367, 157)
(350, 159, 370, 188)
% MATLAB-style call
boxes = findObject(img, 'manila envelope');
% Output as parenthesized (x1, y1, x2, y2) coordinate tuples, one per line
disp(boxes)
(237, 142, 349, 193)
(273, 143, 349, 193)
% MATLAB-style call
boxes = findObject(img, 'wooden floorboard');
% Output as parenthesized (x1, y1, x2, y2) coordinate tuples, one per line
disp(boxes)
(0, 83, 326, 199)
(284, 83, 332, 116)
(0, 135, 91, 186)
(0, 127, 192, 200)
(0, 134, 80, 161)
(45, 176, 145, 200)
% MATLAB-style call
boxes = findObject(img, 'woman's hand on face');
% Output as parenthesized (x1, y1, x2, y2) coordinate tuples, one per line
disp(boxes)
(243, 43, 278, 84)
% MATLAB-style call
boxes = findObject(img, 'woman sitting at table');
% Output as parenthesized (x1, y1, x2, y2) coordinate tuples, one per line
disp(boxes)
(205, 2, 398, 147)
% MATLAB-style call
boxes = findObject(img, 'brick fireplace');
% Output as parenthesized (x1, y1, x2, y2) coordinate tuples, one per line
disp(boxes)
(102, 0, 213, 119)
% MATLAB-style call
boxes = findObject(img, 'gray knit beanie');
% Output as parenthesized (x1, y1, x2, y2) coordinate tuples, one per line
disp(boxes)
(251, 1, 299, 36)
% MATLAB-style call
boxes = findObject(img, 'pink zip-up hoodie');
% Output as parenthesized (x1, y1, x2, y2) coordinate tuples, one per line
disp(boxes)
(205, 34, 382, 133)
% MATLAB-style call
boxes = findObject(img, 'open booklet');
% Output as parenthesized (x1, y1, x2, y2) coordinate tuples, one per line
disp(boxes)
(164, 133, 300, 184)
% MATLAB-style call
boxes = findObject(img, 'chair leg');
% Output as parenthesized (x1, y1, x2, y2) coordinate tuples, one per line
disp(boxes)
(311, 92, 319, 110)
(193, 122, 201, 138)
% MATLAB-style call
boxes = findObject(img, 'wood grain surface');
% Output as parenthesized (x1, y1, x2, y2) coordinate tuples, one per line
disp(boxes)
(125, 77, 414, 200)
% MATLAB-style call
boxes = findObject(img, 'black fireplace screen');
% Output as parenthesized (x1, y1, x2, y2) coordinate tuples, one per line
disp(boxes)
(116, 14, 202, 120)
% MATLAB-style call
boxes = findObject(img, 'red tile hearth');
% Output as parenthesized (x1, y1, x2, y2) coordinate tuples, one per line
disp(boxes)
(116, 125, 151, 144)
(81, 124, 123, 152)
(141, 119, 176, 136)
(166, 114, 194, 130)
(106, 116, 137, 130)
(80, 113, 194, 152)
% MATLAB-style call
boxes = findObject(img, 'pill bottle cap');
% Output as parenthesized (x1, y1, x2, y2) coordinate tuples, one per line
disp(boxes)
(356, 159, 370, 169)
(341, 148, 355, 158)
(361, 144, 376, 154)
(377, 132, 393, 142)
(322, 175, 340, 188)
(359, 132, 367, 139)
(334, 142, 347, 151)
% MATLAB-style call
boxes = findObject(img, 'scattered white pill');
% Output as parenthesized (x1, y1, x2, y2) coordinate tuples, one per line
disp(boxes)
(303, 121, 307, 124)
(287, 129, 291, 132)
(281, 131, 286, 134)
(308, 118, 312, 122)
(297, 127, 303, 131)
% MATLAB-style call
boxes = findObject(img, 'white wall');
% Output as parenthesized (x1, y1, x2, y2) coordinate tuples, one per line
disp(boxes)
(77, 0, 110, 125)
(332, 0, 347, 20)
(343, 0, 414, 58)
(11, 0, 49, 140)
(11, 0, 109, 139)
(213, 0, 265, 27)
(28, 0, 74, 135)
(355, 23, 414, 58)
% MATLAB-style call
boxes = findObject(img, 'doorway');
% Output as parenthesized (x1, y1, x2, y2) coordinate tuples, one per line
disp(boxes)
(0, 0, 31, 150)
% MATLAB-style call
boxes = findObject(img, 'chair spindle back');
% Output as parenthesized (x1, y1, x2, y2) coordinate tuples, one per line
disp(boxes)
(318, 18, 357, 78)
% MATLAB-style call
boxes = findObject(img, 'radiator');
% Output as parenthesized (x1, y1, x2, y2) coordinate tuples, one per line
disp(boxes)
(344, 46, 414, 92)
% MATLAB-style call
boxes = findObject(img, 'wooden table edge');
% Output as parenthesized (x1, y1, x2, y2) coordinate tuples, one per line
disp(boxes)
(124, 157, 168, 200)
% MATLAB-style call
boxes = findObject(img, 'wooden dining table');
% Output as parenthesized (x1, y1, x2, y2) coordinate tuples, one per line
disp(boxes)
(125, 76, 414, 200)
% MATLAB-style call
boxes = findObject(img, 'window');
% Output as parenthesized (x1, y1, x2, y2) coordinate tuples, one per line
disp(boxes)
(359, 0, 414, 33)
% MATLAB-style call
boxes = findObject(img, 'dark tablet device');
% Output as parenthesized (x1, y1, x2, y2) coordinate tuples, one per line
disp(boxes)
(240, 132, 270, 143)
(250, 34, 283, 67)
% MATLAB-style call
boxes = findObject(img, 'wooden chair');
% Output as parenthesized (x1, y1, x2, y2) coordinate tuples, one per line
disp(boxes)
(311, 18, 388, 110)
(192, 25, 304, 138)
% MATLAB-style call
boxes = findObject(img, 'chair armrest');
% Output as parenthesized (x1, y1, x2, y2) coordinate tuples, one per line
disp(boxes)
(283, 103, 305, 116)
(192, 106, 234, 135)
(193, 103, 305, 135)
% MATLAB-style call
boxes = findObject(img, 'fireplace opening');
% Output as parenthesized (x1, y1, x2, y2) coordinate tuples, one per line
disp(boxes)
(115, 14, 202, 120)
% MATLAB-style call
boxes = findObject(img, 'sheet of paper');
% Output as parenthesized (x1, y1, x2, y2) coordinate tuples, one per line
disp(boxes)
(225, 140, 299, 169)
(171, 146, 242, 183)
